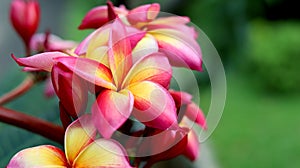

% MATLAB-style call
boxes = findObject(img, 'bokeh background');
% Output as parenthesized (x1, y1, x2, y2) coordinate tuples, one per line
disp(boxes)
(0, 0, 299, 167)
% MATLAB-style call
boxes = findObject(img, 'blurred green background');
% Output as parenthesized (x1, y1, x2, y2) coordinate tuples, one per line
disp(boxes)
(0, 0, 299, 167)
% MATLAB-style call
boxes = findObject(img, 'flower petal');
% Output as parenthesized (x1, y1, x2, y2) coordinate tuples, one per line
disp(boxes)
(146, 16, 198, 39)
(65, 115, 97, 165)
(149, 29, 202, 71)
(73, 139, 132, 167)
(78, 6, 128, 30)
(92, 89, 134, 138)
(7, 145, 67, 168)
(127, 81, 178, 130)
(54, 57, 116, 90)
(12, 52, 69, 72)
(51, 64, 88, 118)
(185, 102, 207, 129)
(169, 90, 192, 108)
(108, 18, 132, 88)
(127, 3, 160, 25)
(132, 34, 158, 63)
(123, 52, 172, 88)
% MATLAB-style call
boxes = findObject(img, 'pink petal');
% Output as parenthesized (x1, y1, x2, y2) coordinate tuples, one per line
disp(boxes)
(185, 102, 207, 129)
(78, 5, 128, 30)
(7, 145, 67, 167)
(44, 77, 56, 98)
(169, 90, 192, 108)
(108, 18, 132, 88)
(30, 33, 77, 52)
(54, 57, 116, 90)
(65, 115, 97, 165)
(92, 89, 134, 138)
(127, 81, 178, 130)
(146, 16, 198, 39)
(127, 3, 160, 25)
(51, 65, 88, 118)
(184, 128, 200, 161)
(73, 139, 132, 167)
(149, 29, 202, 71)
(12, 52, 69, 72)
(122, 52, 172, 88)
(138, 128, 188, 166)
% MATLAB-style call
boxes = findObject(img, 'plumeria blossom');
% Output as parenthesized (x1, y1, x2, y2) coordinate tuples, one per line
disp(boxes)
(7, 115, 132, 167)
(79, 2, 202, 71)
(12, 18, 178, 138)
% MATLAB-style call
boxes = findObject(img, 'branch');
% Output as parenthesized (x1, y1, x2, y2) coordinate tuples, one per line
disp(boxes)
(0, 75, 35, 106)
(0, 107, 64, 144)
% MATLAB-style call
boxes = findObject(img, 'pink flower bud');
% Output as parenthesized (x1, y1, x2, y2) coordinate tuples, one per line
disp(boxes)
(10, 0, 40, 45)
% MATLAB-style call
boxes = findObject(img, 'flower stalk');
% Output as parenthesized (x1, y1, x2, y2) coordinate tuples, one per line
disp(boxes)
(0, 107, 64, 144)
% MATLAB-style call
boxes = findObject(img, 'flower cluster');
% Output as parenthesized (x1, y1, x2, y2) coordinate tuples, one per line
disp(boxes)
(7, 1, 206, 167)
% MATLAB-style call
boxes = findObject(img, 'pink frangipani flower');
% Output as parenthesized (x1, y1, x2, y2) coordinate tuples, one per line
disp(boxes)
(79, 3, 202, 71)
(7, 115, 132, 168)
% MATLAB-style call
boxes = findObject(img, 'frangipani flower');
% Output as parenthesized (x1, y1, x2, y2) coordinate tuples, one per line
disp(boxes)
(79, 3, 202, 71)
(12, 18, 178, 138)
(57, 19, 177, 138)
(7, 115, 132, 167)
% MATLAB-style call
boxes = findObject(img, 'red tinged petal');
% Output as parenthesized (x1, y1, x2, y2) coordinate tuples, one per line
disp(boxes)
(54, 57, 116, 90)
(108, 18, 133, 88)
(149, 29, 202, 71)
(10, 0, 40, 44)
(73, 139, 132, 167)
(123, 52, 172, 88)
(183, 128, 200, 161)
(146, 16, 198, 39)
(7, 145, 67, 167)
(127, 81, 178, 130)
(169, 90, 193, 108)
(51, 64, 88, 118)
(92, 89, 134, 138)
(78, 5, 128, 30)
(64, 115, 97, 165)
(127, 3, 160, 25)
(12, 52, 69, 72)
(138, 128, 188, 167)
(185, 102, 207, 130)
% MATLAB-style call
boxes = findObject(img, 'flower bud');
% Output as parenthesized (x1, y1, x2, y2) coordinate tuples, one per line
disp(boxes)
(10, 0, 40, 45)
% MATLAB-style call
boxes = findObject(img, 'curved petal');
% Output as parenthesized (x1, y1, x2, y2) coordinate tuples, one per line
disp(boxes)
(132, 34, 158, 63)
(73, 139, 131, 167)
(123, 52, 171, 88)
(7, 145, 67, 168)
(92, 89, 133, 138)
(149, 29, 202, 71)
(65, 115, 97, 165)
(54, 57, 116, 90)
(127, 3, 160, 25)
(185, 102, 207, 129)
(127, 81, 178, 130)
(86, 46, 109, 67)
(78, 6, 128, 30)
(108, 18, 132, 88)
(12, 52, 70, 72)
(146, 16, 198, 39)
(169, 90, 192, 107)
